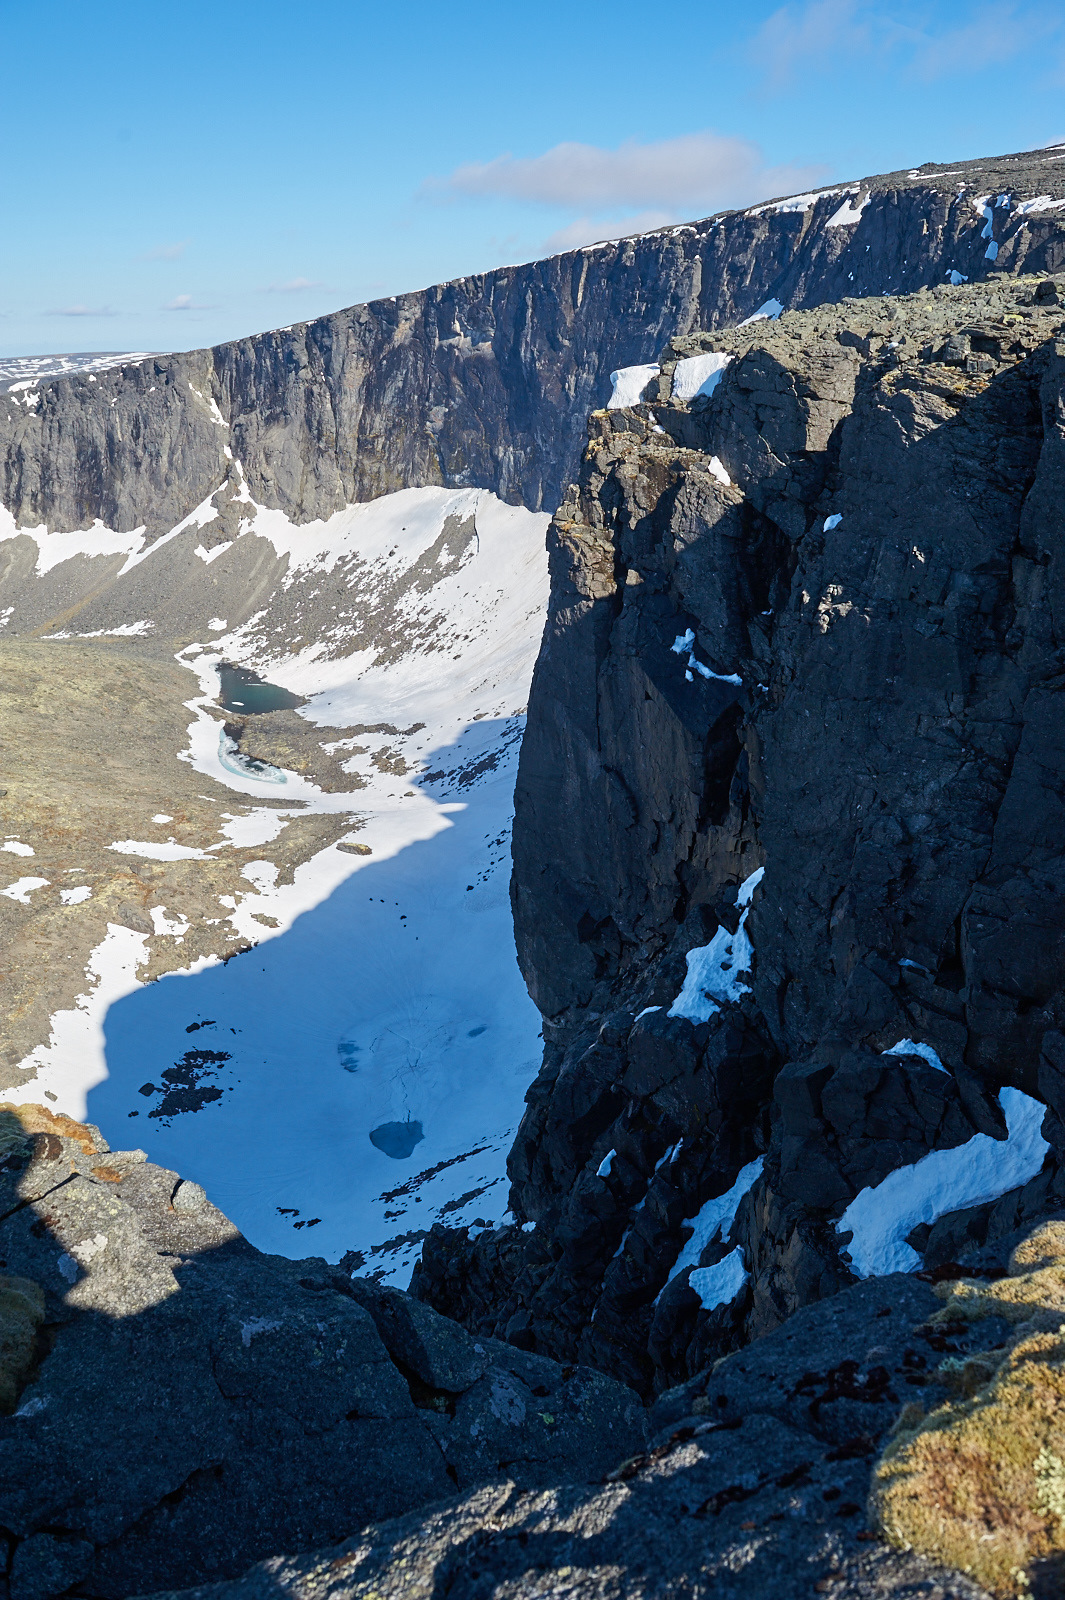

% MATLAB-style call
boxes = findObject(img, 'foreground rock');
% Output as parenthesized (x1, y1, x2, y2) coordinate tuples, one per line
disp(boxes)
(415, 271, 1065, 1396)
(143, 1265, 1007, 1599)
(0, 1104, 644, 1598)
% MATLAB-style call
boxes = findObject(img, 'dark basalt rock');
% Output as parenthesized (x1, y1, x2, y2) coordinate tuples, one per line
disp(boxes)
(141, 1271, 1006, 1600)
(413, 271, 1065, 1397)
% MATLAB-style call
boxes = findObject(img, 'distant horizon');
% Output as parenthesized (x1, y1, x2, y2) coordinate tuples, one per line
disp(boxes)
(4, 0, 1065, 366)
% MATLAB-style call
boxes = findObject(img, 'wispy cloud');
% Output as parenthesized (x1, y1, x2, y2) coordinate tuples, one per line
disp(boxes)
(543, 210, 676, 254)
(165, 294, 213, 311)
(141, 240, 190, 261)
(753, 0, 871, 87)
(754, 0, 1062, 87)
(906, 4, 1056, 80)
(48, 304, 118, 317)
(427, 132, 826, 229)
(259, 277, 324, 293)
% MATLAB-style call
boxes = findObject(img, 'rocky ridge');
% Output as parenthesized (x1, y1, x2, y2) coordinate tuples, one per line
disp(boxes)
(2, 148, 1065, 556)
(412, 270, 1065, 1406)
(2, 1100, 1042, 1600)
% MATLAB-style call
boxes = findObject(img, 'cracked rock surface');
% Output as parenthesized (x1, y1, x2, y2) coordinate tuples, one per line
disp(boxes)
(0, 1104, 644, 1598)
(412, 272, 1065, 1400)
(142, 1272, 1005, 1600)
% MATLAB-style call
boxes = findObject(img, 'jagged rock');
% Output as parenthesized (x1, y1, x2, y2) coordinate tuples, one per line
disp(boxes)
(418, 270, 1065, 1394)
(140, 1267, 1011, 1600)
(0, 1105, 644, 1599)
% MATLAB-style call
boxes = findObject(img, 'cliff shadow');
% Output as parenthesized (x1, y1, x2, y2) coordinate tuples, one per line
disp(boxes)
(87, 718, 542, 1282)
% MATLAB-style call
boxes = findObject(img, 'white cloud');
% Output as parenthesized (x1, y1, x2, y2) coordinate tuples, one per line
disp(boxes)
(259, 277, 323, 293)
(142, 240, 190, 261)
(754, 0, 1062, 86)
(165, 294, 213, 311)
(754, 0, 871, 86)
(427, 132, 827, 229)
(48, 304, 118, 317)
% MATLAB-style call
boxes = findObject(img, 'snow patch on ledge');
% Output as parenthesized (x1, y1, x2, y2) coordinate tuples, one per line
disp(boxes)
(837, 1087, 1050, 1278)
(672, 352, 730, 404)
(607, 363, 659, 409)
(665, 1156, 764, 1294)
(668, 867, 764, 1023)
(883, 1039, 947, 1073)
(826, 193, 870, 227)
(690, 1247, 749, 1311)
(739, 298, 784, 326)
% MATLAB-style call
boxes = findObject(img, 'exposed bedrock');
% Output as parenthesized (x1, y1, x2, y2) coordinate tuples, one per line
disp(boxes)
(412, 272, 1065, 1396)
(3, 150, 1065, 536)
(0, 1104, 644, 1599)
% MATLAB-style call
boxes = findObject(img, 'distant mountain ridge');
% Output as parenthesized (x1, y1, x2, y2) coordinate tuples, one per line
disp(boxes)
(2, 145, 1065, 541)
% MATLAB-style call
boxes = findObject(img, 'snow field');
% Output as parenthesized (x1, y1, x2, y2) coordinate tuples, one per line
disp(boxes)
(7, 485, 550, 1286)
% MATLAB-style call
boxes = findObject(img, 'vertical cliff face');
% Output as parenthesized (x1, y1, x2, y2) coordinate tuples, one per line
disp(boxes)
(4, 148, 1065, 538)
(413, 269, 1065, 1396)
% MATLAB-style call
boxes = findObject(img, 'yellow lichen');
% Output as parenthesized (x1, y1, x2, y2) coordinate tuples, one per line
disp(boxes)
(871, 1220, 1065, 1596)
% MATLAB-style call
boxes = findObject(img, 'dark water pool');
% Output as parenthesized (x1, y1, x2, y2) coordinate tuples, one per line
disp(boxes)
(369, 1120, 425, 1160)
(217, 662, 306, 714)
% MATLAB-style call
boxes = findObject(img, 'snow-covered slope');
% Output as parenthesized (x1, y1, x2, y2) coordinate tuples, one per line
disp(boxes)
(0, 351, 153, 393)
(1, 484, 549, 1285)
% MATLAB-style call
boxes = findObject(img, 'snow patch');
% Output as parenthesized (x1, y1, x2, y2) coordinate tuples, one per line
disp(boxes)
(5, 925, 150, 1117)
(826, 193, 869, 227)
(109, 840, 210, 862)
(2, 877, 49, 904)
(689, 1247, 749, 1311)
(665, 1157, 763, 1291)
(672, 352, 730, 404)
(607, 363, 659, 409)
(668, 867, 764, 1023)
(837, 1087, 1050, 1277)
(739, 298, 784, 326)
(1014, 195, 1065, 217)
(883, 1039, 947, 1074)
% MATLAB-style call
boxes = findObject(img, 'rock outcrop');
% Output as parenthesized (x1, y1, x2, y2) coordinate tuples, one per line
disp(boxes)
(0, 1104, 644, 1598)
(413, 270, 1065, 1399)
(143, 1265, 1010, 1600)
(3, 150, 1065, 541)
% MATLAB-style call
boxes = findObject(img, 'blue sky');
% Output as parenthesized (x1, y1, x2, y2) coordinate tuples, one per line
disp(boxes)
(2, 0, 1064, 357)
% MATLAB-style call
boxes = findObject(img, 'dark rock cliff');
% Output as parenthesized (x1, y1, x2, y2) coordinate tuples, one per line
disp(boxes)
(413, 269, 1065, 1397)
(3, 149, 1065, 538)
